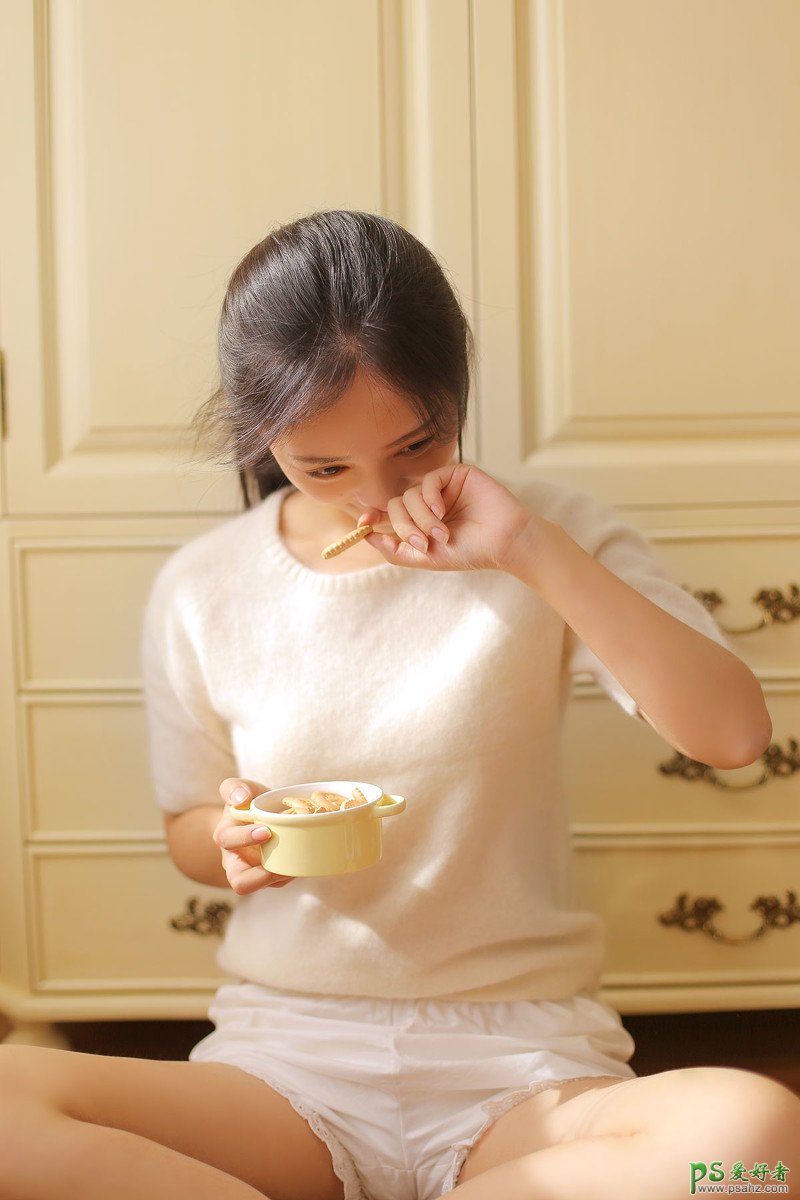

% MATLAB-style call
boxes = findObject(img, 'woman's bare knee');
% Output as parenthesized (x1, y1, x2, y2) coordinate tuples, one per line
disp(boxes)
(675, 1066, 800, 1157)
(575, 1065, 800, 1168)
(0, 1044, 76, 1113)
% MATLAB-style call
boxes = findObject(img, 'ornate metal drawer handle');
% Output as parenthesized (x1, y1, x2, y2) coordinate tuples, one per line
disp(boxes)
(659, 891, 800, 946)
(169, 896, 232, 936)
(658, 739, 800, 791)
(691, 584, 800, 635)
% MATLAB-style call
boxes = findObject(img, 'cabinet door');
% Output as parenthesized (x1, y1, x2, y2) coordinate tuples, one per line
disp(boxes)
(0, 0, 392, 515)
(468, 0, 800, 510)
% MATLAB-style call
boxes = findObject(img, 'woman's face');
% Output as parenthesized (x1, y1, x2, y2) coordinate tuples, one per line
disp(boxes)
(270, 369, 459, 522)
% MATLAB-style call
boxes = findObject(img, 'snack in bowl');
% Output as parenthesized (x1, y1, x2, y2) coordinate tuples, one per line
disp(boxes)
(282, 787, 367, 814)
(229, 780, 405, 876)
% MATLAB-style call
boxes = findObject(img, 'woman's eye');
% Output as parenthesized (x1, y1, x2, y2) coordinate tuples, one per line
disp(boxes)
(398, 437, 433, 456)
(308, 465, 345, 479)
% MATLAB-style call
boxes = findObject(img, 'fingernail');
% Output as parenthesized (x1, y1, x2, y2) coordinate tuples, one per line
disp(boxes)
(429, 525, 448, 543)
(231, 786, 249, 804)
(251, 826, 270, 841)
(432, 503, 445, 519)
(409, 534, 427, 552)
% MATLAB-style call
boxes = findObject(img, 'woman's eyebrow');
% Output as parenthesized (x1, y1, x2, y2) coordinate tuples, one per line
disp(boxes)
(290, 424, 430, 464)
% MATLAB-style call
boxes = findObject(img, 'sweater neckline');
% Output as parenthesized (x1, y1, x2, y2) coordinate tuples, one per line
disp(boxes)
(261, 487, 405, 593)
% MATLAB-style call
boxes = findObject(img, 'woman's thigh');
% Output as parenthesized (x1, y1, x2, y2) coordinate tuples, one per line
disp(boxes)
(458, 1073, 629, 1182)
(459, 1066, 800, 1185)
(0, 1044, 344, 1200)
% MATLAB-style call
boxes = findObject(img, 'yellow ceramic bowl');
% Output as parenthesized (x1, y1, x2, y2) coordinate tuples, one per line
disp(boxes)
(230, 780, 406, 876)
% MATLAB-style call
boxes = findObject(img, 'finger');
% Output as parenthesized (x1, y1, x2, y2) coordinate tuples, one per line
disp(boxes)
(227, 860, 295, 895)
(386, 494, 431, 554)
(215, 819, 272, 851)
(403, 486, 449, 545)
(364, 530, 431, 569)
(420, 475, 447, 523)
(223, 842, 266, 870)
(357, 510, 396, 537)
(219, 777, 269, 807)
(226, 861, 275, 896)
(357, 509, 383, 530)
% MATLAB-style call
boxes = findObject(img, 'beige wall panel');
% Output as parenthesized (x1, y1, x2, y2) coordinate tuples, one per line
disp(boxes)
(23, 697, 157, 835)
(561, 0, 800, 424)
(1, 0, 391, 513)
(31, 847, 231, 989)
(15, 539, 173, 688)
(472, 0, 800, 504)
(565, 683, 800, 832)
(573, 836, 800, 985)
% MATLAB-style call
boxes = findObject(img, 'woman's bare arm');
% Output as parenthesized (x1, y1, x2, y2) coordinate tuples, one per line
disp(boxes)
(164, 805, 229, 888)
(508, 520, 772, 770)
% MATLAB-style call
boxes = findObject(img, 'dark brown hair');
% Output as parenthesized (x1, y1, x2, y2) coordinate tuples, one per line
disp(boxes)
(194, 210, 475, 506)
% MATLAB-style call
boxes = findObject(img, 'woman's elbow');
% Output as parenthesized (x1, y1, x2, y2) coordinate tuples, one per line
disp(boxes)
(711, 701, 773, 770)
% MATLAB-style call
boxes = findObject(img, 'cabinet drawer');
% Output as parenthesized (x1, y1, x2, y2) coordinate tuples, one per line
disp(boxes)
(564, 684, 800, 830)
(654, 532, 800, 675)
(23, 697, 159, 834)
(30, 847, 233, 991)
(14, 540, 173, 688)
(573, 835, 800, 986)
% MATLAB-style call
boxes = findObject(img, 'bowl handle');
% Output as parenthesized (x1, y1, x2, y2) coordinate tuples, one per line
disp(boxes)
(376, 793, 405, 818)
(228, 801, 256, 824)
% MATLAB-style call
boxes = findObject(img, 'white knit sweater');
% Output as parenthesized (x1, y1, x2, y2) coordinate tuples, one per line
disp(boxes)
(142, 479, 730, 1002)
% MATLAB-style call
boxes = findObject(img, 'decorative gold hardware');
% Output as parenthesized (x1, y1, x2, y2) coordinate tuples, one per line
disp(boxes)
(658, 739, 800, 791)
(659, 891, 800, 946)
(169, 896, 232, 936)
(691, 585, 800, 634)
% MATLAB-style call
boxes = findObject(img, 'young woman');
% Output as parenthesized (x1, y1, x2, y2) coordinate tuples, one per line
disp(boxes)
(0, 210, 796, 1200)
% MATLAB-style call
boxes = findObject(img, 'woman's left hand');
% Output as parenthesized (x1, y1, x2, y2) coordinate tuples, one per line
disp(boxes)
(360, 463, 544, 574)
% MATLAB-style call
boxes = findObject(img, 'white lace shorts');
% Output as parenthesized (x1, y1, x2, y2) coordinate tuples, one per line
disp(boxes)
(190, 981, 636, 1200)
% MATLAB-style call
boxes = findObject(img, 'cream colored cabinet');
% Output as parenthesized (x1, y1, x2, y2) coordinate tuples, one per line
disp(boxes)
(0, 0, 404, 1045)
(462, 1, 800, 1012)
(0, 518, 233, 1045)
(1, 0, 799, 1044)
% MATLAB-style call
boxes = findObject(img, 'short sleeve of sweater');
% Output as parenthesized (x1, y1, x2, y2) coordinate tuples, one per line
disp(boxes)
(141, 552, 236, 814)
(515, 480, 734, 718)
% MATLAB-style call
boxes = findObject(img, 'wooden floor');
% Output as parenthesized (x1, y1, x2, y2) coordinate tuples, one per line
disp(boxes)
(33, 1007, 796, 1097)
(623, 1008, 800, 1096)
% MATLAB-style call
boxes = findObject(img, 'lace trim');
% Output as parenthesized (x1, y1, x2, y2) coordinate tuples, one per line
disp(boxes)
(217, 1053, 367, 1200)
(439, 1073, 630, 1195)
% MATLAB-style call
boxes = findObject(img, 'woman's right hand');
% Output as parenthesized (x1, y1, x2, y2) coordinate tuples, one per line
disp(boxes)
(214, 777, 296, 895)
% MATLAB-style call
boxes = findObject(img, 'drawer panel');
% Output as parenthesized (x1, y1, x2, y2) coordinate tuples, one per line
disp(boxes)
(564, 684, 800, 829)
(30, 847, 232, 990)
(15, 540, 171, 687)
(24, 697, 159, 834)
(573, 836, 800, 984)
(653, 533, 800, 675)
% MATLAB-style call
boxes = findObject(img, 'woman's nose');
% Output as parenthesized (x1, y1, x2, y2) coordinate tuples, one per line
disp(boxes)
(354, 471, 411, 512)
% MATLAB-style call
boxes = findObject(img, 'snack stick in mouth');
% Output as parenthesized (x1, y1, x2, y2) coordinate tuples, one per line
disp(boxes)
(321, 524, 373, 560)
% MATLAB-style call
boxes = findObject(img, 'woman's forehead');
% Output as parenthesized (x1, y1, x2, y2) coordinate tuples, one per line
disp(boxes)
(278, 373, 423, 456)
